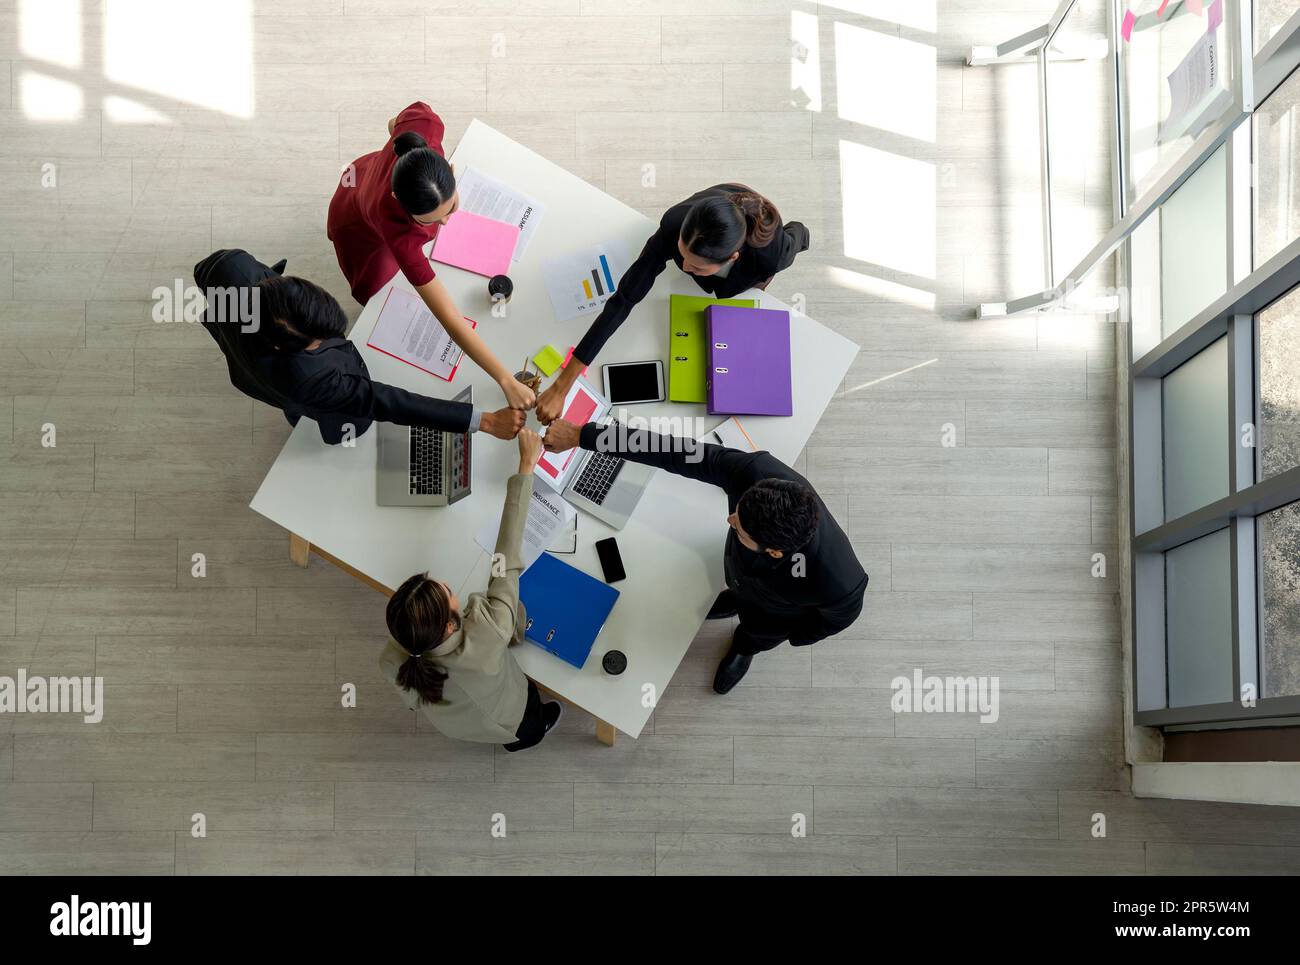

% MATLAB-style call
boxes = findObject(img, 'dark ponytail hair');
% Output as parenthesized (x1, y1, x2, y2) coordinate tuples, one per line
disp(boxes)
(255, 275, 347, 352)
(680, 189, 781, 263)
(391, 131, 456, 217)
(386, 573, 460, 705)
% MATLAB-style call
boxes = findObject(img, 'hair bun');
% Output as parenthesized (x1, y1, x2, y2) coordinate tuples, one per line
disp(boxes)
(393, 130, 428, 157)
(729, 190, 780, 248)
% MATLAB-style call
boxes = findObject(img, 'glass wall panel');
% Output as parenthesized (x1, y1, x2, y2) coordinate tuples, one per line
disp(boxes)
(1259, 285, 1300, 480)
(1163, 336, 1229, 519)
(1160, 144, 1228, 335)
(1125, 1, 1238, 200)
(1260, 500, 1300, 697)
(1253, 63, 1300, 268)
(1166, 528, 1235, 707)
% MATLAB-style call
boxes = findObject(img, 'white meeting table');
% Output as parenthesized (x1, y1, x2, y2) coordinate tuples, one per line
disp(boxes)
(250, 121, 859, 744)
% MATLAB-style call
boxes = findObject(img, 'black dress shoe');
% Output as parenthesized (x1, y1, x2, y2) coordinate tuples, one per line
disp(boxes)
(542, 701, 563, 733)
(270, 258, 288, 275)
(712, 646, 753, 695)
(706, 589, 738, 621)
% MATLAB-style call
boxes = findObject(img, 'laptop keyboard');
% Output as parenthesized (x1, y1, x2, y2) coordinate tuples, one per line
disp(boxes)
(409, 426, 444, 496)
(571, 450, 623, 505)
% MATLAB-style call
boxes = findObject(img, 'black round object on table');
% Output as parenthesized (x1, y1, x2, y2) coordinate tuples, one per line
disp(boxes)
(602, 650, 627, 676)
(488, 274, 513, 302)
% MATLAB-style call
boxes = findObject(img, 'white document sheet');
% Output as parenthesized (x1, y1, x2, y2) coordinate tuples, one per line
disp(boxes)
(455, 167, 545, 262)
(366, 287, 469, 381)
(535, 378, 610, 492)
(542, 241, 629, 322)
(706, 416, 760, 452)
(474, 479, 577, 572)
(1159, 32, 1218, 143)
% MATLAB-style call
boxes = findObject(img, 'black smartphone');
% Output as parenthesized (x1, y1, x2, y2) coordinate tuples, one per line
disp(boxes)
(594, 537, 626, 584)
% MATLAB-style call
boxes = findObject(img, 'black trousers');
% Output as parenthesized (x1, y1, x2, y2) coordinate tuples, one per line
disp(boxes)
(503, 681, 548, 753)
(732, 621, 794, 656)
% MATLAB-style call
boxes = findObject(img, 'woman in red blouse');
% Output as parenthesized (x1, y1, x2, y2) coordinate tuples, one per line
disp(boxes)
(327, 102, 535, 411)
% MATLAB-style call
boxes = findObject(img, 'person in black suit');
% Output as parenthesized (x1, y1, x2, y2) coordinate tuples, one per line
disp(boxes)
(543, 420, 867, 693)
(535, 184, 810, 423)
(192, 249, 523, 444)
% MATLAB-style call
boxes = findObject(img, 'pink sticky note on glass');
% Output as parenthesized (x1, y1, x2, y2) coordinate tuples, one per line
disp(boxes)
(1121, 9, 1136, 41)
(1206, 0, 1223, 31)
(1187, 0, 1203, 14)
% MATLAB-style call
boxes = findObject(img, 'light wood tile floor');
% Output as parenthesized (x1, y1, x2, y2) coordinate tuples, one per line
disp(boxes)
(1, 0, 1298, 875)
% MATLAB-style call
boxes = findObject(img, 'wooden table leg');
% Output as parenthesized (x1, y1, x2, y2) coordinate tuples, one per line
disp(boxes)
(595, 719, 617, 747)
(535, 679, 617, 747)
(288, 532, 311, 568)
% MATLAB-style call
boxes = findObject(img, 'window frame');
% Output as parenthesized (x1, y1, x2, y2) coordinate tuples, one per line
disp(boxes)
(1130, 238, 1300, 726)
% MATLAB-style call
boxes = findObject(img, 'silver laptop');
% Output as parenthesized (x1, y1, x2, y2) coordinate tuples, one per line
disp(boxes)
(561, 416, 654, 530)
(376, 386, 473, 507)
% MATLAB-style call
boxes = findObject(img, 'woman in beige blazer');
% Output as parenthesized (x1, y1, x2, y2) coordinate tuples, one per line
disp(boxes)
(380, 429, 561, 751)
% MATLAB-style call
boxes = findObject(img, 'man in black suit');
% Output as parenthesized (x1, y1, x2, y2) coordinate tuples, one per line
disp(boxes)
(543, 420, 868, 693)
(192, 248, 523, 444)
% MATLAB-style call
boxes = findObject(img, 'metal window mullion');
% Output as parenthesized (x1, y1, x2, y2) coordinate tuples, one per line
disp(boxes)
(1132, 366, 1166, 711)
(1038, 45, 1056, 289)
(1230, 515, 1259, 710)
(1227, 125, 1253, 287)
(1110, 0, 1128, 221)
(1136, 692, 1300, 727)
(1225, 310, 1259, 719)
(1227, 313, 1254, 493)
(1233, 0, 1255, 112)
(1134, 463, 1300, 552)
(1255, 488, 1269, 701)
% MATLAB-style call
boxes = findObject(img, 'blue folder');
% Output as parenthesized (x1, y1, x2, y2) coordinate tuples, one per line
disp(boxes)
(518, 553, 619, 669)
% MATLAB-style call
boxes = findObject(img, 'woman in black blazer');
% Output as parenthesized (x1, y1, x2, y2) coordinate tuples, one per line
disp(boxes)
(536, 184, 809, 423)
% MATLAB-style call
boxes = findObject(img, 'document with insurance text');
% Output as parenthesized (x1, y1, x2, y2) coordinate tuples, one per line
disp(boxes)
(474, 479, 578, 573)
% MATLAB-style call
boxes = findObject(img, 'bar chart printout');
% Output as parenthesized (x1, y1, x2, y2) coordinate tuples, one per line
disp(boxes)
(543, 241, 629, 321)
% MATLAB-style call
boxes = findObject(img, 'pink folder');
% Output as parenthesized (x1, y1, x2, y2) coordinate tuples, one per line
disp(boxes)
(430, 210, 520, 277)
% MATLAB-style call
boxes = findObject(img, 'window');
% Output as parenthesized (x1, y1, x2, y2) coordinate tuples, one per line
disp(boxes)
(1125, 0, 1238, 200)
(1160, 145, 1228, 335)
(1253, 64, 1300, 268)
(1260, 500, 1300, 697)
(1258, 285, 1300, 481)
(1162, 337, 1229, 520)
(1166, 529, 1235, 707)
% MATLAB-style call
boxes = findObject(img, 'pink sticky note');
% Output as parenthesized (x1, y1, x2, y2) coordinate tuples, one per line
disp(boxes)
(1157, 0, 1170, 15)
(1121, 9, 1136, 41)
(430, 210, 520, 278)
(1206, 0, 1223, 31)
(1187, 0, 1203, 14)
